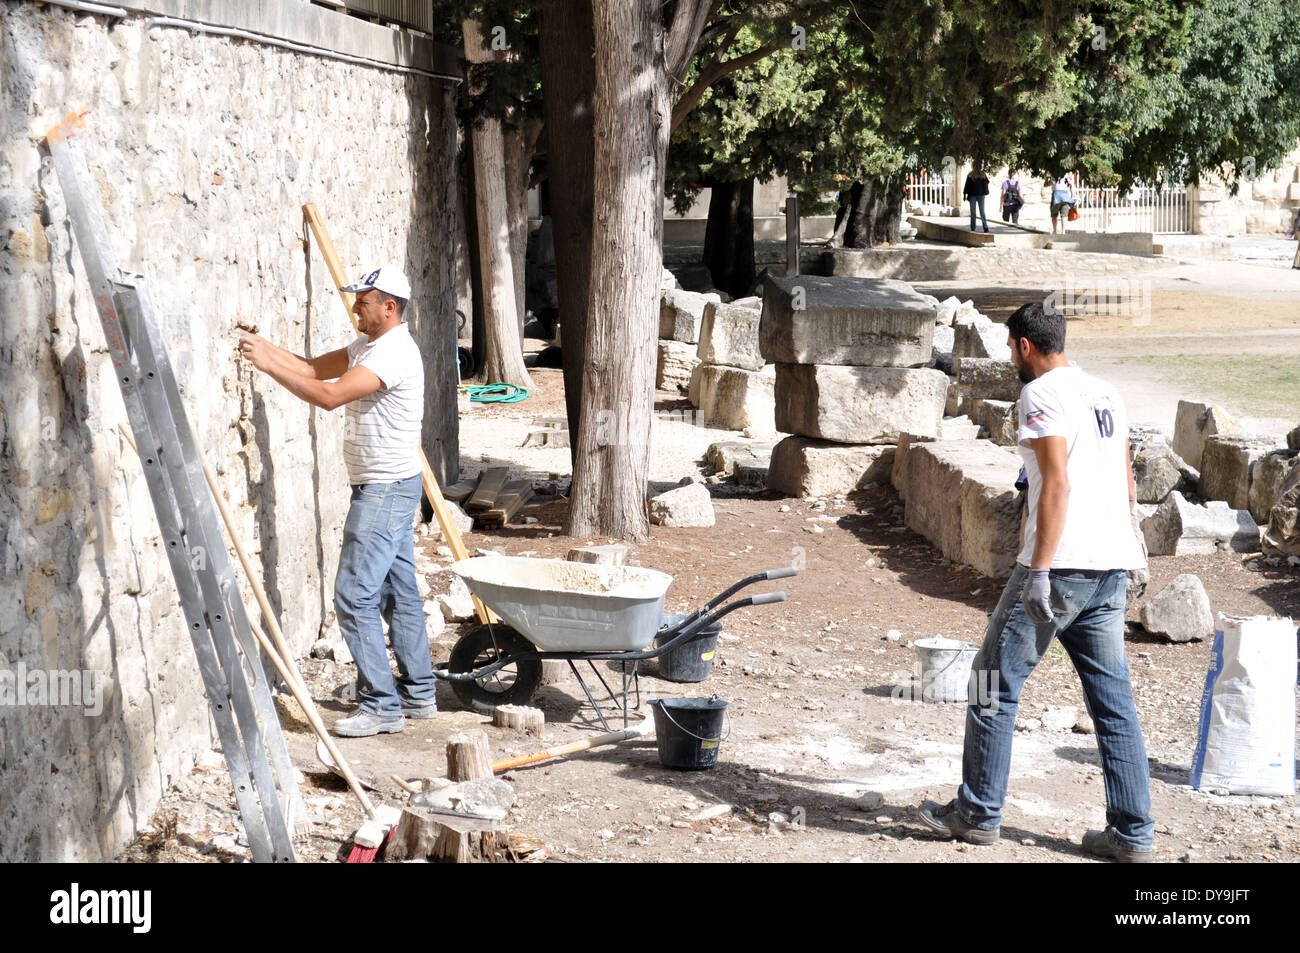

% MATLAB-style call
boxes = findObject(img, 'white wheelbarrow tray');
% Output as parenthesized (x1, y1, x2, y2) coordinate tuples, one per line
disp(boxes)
(450, 556, 674, 652)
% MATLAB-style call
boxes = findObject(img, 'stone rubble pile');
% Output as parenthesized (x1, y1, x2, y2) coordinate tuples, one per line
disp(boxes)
(656, 288, 717, 393)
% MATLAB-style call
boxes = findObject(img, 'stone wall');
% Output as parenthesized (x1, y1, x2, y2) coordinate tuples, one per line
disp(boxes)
(0, 3, 460, 860)
(1190, 147, 1300, 236)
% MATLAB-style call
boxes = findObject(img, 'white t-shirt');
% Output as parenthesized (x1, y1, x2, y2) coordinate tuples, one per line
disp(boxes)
(343, 323, 424, 485)
(1017, 365, 1145, 570)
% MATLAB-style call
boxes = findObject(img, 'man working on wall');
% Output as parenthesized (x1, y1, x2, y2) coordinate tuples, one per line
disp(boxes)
(237, 265, 438, 737)
(918, 301, 1154, 862)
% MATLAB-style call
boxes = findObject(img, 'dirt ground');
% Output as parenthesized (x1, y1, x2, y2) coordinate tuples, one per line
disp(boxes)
(120, 255, 1300, 866)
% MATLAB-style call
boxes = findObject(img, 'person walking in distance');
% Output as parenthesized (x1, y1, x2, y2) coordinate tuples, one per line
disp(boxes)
(237, 265, 438, 737)
(1001, 171, 1024, 225)
(964, 165, 991, 233)
(918, 301, 1154, 862)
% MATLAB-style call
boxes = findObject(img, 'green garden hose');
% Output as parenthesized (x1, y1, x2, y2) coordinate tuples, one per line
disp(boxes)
(463, 383, 530, 403)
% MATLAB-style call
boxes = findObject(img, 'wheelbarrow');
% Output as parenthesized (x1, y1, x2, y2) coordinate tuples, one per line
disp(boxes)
(434, 556, 796, 729)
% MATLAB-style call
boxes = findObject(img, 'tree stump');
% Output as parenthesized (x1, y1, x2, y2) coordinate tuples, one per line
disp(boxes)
(492, 705, 545, 739)
(447, 729, 493, 781)
(383, 806, 499, 863)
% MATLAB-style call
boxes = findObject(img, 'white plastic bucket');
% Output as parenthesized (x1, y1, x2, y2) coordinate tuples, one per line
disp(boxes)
(914, 637, 978, 703)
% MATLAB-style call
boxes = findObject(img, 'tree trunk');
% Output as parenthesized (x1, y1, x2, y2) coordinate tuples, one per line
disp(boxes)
(502, 119, 531, 342)
(539, 0, 596, 455)
(564, 0, 671, 540)
(702, 178, 755, 298)
(842, 175, 904, 248)
(463, 19, 534, 389)
(461, 135, 485, 379)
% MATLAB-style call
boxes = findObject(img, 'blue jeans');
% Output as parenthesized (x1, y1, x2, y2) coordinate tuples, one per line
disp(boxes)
(334, 473, 436, 716)
(968, 195, 987, 231)
(957, 564, 1154, 850)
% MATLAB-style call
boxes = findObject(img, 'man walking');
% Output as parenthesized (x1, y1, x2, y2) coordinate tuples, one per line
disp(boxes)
(237, 265, 438, 737)
(918, 301, 1154, 862)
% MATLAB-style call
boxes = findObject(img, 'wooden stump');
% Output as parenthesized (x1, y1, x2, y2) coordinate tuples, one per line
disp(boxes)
(447, 729, 493, 781)
(383, 806, 499, 863)
(492, 704, 545, 739)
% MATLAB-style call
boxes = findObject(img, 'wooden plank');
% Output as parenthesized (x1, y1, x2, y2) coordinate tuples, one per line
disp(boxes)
(478, 482, 533, 528)
(442, 477, 479, 503)
(464, 466, 510, 514)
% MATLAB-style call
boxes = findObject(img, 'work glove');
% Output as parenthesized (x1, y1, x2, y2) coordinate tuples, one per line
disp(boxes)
(1021, 570, 1053, 624)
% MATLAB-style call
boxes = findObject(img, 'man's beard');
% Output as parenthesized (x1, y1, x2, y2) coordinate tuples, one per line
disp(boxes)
(1016, 363, 1035, 384)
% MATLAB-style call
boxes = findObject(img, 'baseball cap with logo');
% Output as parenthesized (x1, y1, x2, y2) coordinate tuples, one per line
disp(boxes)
(341, 264, 411, 300)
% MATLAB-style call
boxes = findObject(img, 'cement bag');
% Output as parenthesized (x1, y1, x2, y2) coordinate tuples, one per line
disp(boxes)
(1189, 614, 1297, 796)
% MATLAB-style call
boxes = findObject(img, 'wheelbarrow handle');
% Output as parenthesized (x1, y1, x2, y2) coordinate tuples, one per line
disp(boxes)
(750, 590, 787, 605)
(690, 567, 800, 621)
(765, 566, 799, 580)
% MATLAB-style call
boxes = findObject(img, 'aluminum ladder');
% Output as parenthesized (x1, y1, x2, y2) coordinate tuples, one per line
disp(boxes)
(46, 111, 298, 863)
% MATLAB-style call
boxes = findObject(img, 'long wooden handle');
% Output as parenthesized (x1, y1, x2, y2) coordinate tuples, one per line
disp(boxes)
(303, 203, 495, 625)
(491, 724, 651, 773)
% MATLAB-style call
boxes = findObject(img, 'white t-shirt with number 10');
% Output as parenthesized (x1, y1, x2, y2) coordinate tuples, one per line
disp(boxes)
(1017, 365, 1146, 570)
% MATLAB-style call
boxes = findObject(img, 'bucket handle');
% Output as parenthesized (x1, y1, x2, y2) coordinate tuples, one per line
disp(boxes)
(926, 644, 976, 678)
(656, 699, 732, 745)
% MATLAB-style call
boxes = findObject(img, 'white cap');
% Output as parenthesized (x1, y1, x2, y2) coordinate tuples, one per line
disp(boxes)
(342, 264, 411, 300)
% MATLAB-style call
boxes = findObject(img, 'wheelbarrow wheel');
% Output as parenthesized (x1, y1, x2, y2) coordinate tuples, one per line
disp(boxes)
(448, 624, 543, 714)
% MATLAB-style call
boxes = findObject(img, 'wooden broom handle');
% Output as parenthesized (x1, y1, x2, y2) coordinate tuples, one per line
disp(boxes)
(303, 203, 495, 625)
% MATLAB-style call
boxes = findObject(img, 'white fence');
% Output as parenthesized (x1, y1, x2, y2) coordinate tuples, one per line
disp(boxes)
(1072, 178, 1189, 234)
(905, 172, 951, 207)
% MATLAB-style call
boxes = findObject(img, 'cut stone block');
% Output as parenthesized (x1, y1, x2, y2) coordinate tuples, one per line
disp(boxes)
(1248, 450, 1299, 525)
(656, 339, 699, 391)
(952, 313, 1011, 361)
(660, 289, 720, 343)
(1199, 434, 1277, 510)
(649, 483, 716, 527)
(705, 440, 777, 476)
(960, 469, 1023, 579)
(1130, 437, 1196, 505)
(697, 301, 764, 371)
(1140, 490, 1260, 555)
(968, 398, 1019, 447)
(1140, 573, 1213, 643)
(766, 437, 894, 497)
(945, 379, 962, 418)
(774, 364, 949, 444)
(890, 432, 935, 501)
(1172, 400, 1238, 472)
(955, 357, 1021, 402)
(1288, 424, 1300, 453)
(940, 415, 981, 440)
(931, 324, 955, 375)
(566, 544, 629, 566)
(935, 296, 961, 326)
(902, 440, 1022, 575)
(759, 275, 936, 367)
(689, 364, 776, 432)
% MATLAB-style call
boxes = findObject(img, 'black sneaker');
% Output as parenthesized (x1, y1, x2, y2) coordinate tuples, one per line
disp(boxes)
(917, 799, 999, 844)
(1082, 828, 1152, 863)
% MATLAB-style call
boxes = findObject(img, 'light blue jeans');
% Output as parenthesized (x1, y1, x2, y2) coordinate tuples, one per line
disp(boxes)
(334, 473, 436, 716)
(956, 564, 1154, 850)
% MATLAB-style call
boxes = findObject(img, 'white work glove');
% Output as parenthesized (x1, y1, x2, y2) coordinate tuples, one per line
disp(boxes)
(1021, 569, 1053, 624)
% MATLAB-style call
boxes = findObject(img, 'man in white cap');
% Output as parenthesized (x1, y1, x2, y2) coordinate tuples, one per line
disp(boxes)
(237, 264, 437, 736)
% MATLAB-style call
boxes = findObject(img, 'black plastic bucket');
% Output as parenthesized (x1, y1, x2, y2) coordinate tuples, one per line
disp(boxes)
(656, 613, 723, 683)
(649, 695, 729, 770)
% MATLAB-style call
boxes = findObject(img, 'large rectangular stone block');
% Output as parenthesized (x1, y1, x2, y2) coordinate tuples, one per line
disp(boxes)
(759, 275, 935, 367)
(774, 364, 948, 444)
(955, 357, 1022, 401)
(1140, 490, 1259, 555)
(902, 440, 1022, 573)
(765, 436, 894, 497)
(967, 398, 1019, 447)
(697, 301, 763, 371)
(890, 432, 934, 500)
(656, 339, 698, 392)
(1200, 434, 1276, 510)
(960, 469, 1023, 579)
(689, 363, 775, 432)
(660, 289, 720, 343)
(953, 314, 1011, 360)
(1172, 400, 1237, 472)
